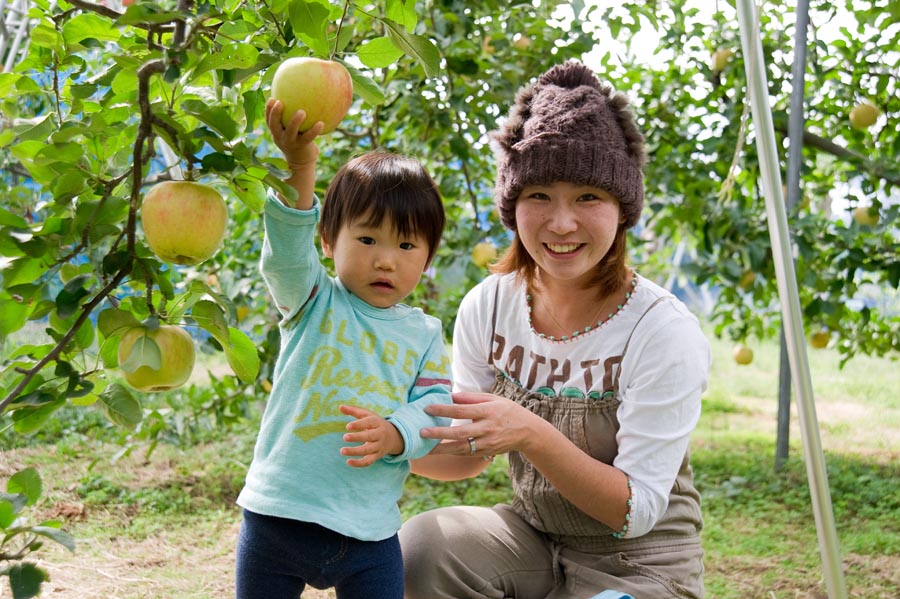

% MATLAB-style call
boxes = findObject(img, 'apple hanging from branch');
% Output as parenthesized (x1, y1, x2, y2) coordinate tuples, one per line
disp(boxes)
(270, 57, 353, 133)
(141, 181, 228, 265)
(117, 325, 196, 392)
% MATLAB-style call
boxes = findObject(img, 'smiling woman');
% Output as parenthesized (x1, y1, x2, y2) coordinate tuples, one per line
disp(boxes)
(400, 60, 712, 599)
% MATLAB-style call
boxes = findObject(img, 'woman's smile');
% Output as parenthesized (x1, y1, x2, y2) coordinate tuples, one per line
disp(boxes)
(544, 242, 584, 255)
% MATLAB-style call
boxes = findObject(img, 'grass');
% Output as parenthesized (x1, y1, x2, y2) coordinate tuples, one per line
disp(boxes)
(1, 328, 898, 598)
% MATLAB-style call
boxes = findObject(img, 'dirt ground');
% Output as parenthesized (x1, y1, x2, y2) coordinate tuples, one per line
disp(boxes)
(10, 519, 336, 599)
(3, 379, 898, 598)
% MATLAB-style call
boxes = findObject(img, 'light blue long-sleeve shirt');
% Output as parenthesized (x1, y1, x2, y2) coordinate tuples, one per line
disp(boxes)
(237, 195, 451, 541)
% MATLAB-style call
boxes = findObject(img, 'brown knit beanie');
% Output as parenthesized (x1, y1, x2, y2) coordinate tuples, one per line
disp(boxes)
(492, 61, 647, 230)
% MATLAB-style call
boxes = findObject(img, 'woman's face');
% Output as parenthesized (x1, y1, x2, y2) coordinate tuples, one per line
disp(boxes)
(514, 182, 624, 287)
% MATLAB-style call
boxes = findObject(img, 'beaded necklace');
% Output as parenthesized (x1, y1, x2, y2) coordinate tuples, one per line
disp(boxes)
(526, 274, 638, 342)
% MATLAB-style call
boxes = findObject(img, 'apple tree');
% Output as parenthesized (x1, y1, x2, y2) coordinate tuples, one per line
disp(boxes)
(602, 0, 899, 361)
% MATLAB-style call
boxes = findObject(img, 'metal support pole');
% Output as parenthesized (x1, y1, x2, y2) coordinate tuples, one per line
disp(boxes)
(735, 1, 847, 597)
(776, 0, 811, 471)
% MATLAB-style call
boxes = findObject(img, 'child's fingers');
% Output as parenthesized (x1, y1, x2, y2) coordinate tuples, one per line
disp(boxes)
(285, 109, 310, 136)
(343, 430, 375, 444)
(340, 404, 377, 420)
(298, 120, 325, 142)
(345, 455, 378, 468)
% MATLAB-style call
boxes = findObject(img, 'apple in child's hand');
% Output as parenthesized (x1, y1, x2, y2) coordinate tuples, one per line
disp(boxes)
(270, 57, 353, 134)
(141, 181, 228, 266)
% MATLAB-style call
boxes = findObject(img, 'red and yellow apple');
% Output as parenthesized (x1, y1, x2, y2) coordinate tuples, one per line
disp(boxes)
(849, 102, 879, 129)
(270, 57, 353, 133)
(118, 325, 196, 392)
(141, 181, 228, 265)
(732, 344, 753, 365)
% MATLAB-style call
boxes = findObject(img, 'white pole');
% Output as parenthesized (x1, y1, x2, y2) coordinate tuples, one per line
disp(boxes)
(734, 1, 847, 598)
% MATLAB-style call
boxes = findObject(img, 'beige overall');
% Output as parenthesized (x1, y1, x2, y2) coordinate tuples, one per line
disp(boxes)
(401, 297, 705, 599)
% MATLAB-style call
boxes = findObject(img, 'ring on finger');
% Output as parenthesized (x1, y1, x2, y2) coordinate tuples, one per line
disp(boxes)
(467, 436, 477, 454)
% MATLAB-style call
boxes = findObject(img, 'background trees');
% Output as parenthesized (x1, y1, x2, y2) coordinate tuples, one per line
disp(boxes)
(1, 0, 897, 594)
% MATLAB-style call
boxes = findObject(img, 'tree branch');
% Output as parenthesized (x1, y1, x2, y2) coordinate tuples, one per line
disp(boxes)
(774, 120, 900, 186)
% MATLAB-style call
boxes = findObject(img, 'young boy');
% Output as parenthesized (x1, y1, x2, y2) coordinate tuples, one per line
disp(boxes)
(235, 100, 452, 599)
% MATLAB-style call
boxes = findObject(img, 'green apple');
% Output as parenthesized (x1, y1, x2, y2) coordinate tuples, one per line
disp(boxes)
(711, 48, 734, 72)
(732, 344, 753, 365)
(849, 102, 879, 129)
(853, 205, 880, 226)
(141, 181, 228, 266)
(471, 241, 498, 268)
(270, 57, 353, 133)
(809, 330, 830, 349)
(118, 325, 196, 392)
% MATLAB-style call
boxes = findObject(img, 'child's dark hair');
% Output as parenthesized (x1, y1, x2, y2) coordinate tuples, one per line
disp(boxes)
(319, 151, 445, 265)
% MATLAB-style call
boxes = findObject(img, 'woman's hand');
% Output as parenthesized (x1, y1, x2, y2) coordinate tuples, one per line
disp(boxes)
(265, 98, 324, 171)
(419, 392, 545, 458)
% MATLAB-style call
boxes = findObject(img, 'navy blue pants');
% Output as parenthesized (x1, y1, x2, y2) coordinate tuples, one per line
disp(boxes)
(235, 509, 403, 599)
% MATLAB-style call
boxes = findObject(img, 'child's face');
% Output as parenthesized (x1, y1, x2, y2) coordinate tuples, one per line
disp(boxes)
(322, 213, 431, 308)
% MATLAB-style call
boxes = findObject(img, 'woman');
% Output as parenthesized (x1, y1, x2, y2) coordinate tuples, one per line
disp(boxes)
(400, 61, 711, 599)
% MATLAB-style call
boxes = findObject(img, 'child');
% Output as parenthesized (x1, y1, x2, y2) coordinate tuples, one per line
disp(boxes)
(235, 99, 452, 599)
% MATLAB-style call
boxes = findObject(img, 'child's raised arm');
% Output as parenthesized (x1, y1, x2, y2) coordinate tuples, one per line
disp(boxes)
(265, 98, 324, 210)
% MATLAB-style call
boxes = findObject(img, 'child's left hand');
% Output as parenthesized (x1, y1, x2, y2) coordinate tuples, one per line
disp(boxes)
(339, 405, 404, 468)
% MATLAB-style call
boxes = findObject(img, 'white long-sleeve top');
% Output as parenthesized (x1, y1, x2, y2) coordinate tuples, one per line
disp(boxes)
(451, 272, 710, 537)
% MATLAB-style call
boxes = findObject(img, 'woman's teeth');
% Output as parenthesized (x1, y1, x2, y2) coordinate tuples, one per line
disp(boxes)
(546, 243, 580, 253)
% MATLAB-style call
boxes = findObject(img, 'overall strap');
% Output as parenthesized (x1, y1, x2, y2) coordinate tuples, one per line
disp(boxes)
(488, 276, 502, 367)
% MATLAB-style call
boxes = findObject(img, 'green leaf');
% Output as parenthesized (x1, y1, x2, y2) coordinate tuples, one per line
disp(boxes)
(0, 73, 23, 98)
(0, 257, 45, 288)
(386, 0, 417, 30)
(193, 43, 260, 77)
(55, 274, 92, 319)
(8, 562, 47, 599)
(62, 13, 120, 44)
(8, 468, 42, 506)
(97, 308, 141, 339)
(224, 327, 260, 383)
(0, 206, 29, 228)
(0, 297, 30, 337)
(232, 174, 267, 213)
(200, 152, 237, 172)
(119, 332, 161, 373)
(30, 20, 63, 52)
(357, 36, 405, 69)
(383, 19, 441, 78)
(190, 300, 230, 344)
(99, 383, 142, 430)
(0, 498, 16, 528)
(7, 391, 57, 411)
(289, 0, 332, 57)
(31, 525, 76, 552)
(181, 100, 239, 140)
(345, 65, 386, 107)
(12, 399, 65, 434)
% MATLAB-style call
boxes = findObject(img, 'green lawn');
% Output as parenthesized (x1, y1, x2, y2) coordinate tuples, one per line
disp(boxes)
(2, 327, 898, 598)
